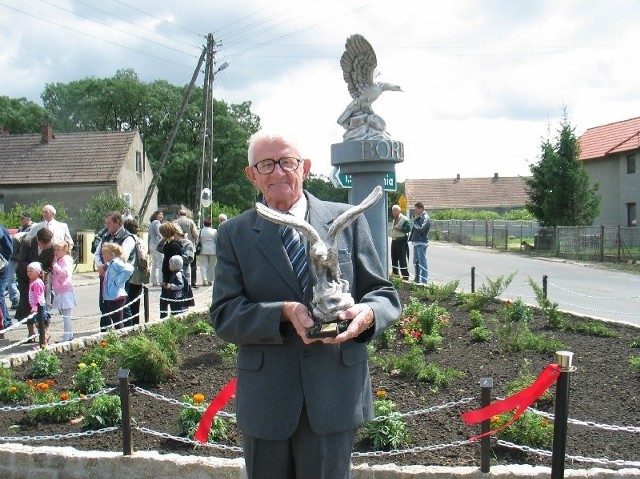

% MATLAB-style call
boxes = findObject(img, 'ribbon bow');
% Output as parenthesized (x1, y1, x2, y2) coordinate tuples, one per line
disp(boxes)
(461, 363, 561, 441)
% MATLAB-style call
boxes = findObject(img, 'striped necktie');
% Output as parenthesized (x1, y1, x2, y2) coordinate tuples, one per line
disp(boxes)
(281, 225, 309, 292)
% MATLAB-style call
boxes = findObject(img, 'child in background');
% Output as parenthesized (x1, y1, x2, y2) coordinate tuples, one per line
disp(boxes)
(100, 243, 134, 332)
(26, 261, 49, 342)
(51, 241, 77, 342)
(162, 255, 185, 316)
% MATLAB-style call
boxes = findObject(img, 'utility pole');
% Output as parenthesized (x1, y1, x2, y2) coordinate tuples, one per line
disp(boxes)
(195, 35, 228, 227)
(137, 44, 207, 221)
(196, 33, 215, 226)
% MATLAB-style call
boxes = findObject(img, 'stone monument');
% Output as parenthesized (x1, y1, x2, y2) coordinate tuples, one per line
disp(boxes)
(332, 34, 404, 272)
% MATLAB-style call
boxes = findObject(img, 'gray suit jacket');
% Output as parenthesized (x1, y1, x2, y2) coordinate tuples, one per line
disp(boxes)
(210, 192, 401, 440)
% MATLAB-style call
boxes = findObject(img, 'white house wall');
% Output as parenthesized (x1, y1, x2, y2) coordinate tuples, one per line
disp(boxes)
(117, 132, 158, 224)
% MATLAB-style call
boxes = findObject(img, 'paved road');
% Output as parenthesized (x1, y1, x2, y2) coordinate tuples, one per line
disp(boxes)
(414, 242, 640, 327)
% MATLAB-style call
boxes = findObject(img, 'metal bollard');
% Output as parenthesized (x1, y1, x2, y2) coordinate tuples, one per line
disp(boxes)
(37, 304, 46, 347)
(551, 351, 574, 479)
(542, 275, 548, 299)
(479, 377, 493, 473)
(471, 266, 476, 293)
(117, 369, 133, 456)
(143, 285, 150, 323)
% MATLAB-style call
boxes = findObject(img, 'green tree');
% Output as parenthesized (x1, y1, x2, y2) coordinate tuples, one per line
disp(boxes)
(40, 70, 260, 212)
(304, 174, 348, 203)
(525, 112, 600, 227)
(0, 96, 51, 133)
(80, 191, 129, 232)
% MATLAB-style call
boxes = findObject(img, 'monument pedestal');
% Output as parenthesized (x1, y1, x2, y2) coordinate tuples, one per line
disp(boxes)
(331, 140, 404, 273)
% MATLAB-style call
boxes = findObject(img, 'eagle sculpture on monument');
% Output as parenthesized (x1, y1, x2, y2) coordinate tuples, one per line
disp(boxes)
(337, 34, 402, 141)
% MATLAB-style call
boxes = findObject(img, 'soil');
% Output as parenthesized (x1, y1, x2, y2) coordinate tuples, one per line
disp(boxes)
(1, 283, 639, 470)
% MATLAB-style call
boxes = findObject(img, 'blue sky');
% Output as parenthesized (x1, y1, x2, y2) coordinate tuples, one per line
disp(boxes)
(1, 0, 640, 181)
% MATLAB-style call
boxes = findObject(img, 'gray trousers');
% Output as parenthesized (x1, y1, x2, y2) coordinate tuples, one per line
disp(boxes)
(242, 406, 357, 479)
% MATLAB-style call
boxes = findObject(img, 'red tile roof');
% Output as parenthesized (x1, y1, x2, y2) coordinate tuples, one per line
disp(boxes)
(405, 175, 530, 210)
(0, 130, 138, 185)
(578, 116, 640, 161)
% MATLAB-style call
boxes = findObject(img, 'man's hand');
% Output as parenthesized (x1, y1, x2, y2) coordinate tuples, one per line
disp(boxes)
(322, 303, 374, 344)
(282, 302, 322, 344)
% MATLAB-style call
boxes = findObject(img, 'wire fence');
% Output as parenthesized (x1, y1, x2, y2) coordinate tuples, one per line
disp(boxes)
(430, 220, 640, 263)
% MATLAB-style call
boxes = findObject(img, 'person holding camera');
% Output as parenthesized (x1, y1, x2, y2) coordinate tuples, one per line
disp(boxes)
(408, 202, 431, 284)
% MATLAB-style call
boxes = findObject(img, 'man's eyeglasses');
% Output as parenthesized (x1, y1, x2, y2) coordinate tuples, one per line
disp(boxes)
(254, 157, 301, 175)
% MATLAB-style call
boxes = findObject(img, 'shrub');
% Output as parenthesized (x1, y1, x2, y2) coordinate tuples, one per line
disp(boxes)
(500, 299, 533, 323)
(177, 393, 229, 442)
(496, 319, 566, 353)
(118, 335, 177, 384)
(493, 411, 553, 448)
(505, 359, 553, 407)
(27, 350, 62, 378)
(410, 280, 459, 302)
(470, 326, 491, 342)
(469, 309, 484, 329)
(71, 362, 105, 394)
(630, 355, 640, 372)
(28, 388, 83, 424)
(363, 398, 411, 450)
(83, 394, 122, 428)
(217, 343, 237, 367)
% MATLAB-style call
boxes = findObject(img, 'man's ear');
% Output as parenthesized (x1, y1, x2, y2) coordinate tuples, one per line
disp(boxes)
(245, 165, 258, 186)
(302, 159, 312, 177)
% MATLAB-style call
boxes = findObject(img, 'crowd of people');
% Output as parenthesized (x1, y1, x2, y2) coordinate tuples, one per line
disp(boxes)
(1, 204, 227, 341)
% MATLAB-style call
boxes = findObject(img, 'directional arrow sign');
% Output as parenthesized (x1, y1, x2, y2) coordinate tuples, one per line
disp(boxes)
(333, 169, 396, 192)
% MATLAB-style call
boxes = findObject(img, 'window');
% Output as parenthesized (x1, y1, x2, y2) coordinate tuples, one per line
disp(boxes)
(627, 203, 637, 227)
(626, 154, 636, 174)
(136, 151, 142, 175)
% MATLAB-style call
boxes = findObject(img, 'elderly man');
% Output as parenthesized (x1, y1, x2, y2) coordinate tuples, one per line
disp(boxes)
(94, 211, 136, 329)
(210, 131, 401, 479)
(30, 205, 73, 249)
(173, 209, 199, 289)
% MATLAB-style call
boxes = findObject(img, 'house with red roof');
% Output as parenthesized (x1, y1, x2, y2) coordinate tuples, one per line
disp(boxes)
(578, 117, 639, 226)
(0, 124, 158, 233)
(405, 173, 530, 215)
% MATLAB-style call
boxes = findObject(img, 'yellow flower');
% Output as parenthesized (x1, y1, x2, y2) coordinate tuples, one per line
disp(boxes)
(10, 386, 17, 392)
(490, 415, 501, 426)
(376, 389, 387, 398)
(100, 341, 109, 348)
(78, 363, 87, 369)
(90, 363, 97, 368)
(193, 393, 205, 404)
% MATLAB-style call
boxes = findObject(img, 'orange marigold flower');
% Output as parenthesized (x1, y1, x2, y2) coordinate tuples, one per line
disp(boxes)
(376, 389, 387, 398)
(37, 382, 49, 391)
(193, 393, 205, 404)
(100, 341, 109, 348)
(59, 392, 70, 401)
(10, 386, 17, 392)
(542, 418, 550, 427)
(490, 416, 501, 426)
(46, 379, 56, 386)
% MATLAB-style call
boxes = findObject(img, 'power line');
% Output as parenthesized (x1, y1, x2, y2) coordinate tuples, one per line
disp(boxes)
(37, 0, 199, 58)
(73, 0, 201, 50)
(0, 2, 196, 69)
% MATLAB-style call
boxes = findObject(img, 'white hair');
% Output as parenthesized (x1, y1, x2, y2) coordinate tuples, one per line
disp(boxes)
(247, 131, 301, 166)
(42, 204, 56, 215)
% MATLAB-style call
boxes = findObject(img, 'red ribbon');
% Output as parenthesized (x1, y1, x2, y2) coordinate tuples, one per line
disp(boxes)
(194, 378, 237, 444)
(461, 363, 561, 441)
